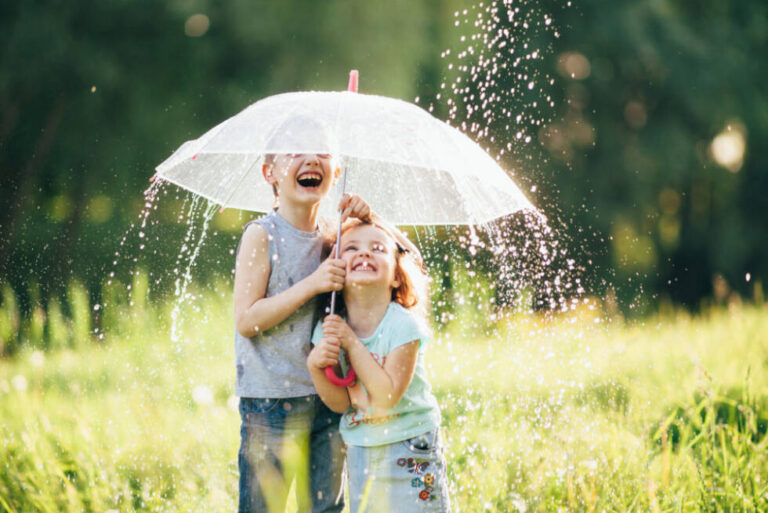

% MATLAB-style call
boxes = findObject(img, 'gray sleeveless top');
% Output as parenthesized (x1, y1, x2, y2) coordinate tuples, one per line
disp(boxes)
(234, 210, 325, 398)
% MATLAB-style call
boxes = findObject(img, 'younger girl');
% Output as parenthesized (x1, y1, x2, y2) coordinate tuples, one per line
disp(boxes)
(307, 219, 451, 512)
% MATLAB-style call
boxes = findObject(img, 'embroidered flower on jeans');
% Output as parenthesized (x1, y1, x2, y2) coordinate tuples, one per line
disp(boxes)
(411, 477, 422, 487)
(419, 490, 430, 501)
(397, 458, 407, 467)
(406, 458, 430, 474)
(424, 474, 435, 486)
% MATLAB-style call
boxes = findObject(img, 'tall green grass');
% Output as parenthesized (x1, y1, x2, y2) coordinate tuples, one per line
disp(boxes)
(1, 281, 767, 512)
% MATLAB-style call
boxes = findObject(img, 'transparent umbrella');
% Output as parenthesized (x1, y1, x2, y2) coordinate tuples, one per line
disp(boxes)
(155, 71, 536, 385)
(154, 72, 534, 226)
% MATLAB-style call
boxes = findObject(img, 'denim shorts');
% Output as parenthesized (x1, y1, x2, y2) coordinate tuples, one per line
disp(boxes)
(238, 395, 344, 513)
(346, 429, 451, 513)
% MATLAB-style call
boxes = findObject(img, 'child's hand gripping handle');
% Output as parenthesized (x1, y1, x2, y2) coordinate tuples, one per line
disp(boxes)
(323, 68, 360, 388)
(324, 365, 356, 387)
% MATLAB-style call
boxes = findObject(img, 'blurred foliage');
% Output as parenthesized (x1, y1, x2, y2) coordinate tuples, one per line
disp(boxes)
(0, 0, 766, 314)
(538, 0, 768, 308)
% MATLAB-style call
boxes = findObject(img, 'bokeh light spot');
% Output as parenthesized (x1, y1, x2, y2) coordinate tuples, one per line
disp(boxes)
(557, 52, 590, 80)
(658, 188, 680, 216)
(611, 220, 656, 272)
(48, 195, 73, 222)
(86, 195, 114, 224)
(658, 215, 680, 249)
(185, 14, 210, 37)
(624, 101, 647, 128)
(709, 122, 746, 172)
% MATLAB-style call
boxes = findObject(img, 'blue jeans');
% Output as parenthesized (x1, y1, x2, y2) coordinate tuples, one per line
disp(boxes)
(347, 429, 451, 513)
(238, 396, 344, 513)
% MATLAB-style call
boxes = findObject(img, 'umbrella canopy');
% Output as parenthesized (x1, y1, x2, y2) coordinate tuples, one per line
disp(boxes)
(155, 90, 534, 225)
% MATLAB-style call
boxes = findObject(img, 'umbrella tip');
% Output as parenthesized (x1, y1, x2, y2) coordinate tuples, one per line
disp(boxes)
(348, 70, 358, 93)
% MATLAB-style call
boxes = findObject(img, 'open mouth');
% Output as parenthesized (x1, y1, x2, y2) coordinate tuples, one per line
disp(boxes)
(296, 171, 323, 189)
(352, 261, 376, 272)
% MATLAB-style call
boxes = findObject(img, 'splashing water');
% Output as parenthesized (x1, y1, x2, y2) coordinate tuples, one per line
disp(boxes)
(169, 197, 218, 343)
(108, 180, 165, 285)
(97, 180, 166, 340)
(414, 2, 617, 509)
(103, 176, 228, 346)
(418, 0, 584, 325)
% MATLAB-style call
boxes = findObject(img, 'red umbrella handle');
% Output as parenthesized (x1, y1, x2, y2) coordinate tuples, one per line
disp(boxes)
(324, 365, 356, 387)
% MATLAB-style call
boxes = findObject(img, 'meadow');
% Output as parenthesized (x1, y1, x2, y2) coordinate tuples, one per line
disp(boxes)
(1, 278, 767, 512)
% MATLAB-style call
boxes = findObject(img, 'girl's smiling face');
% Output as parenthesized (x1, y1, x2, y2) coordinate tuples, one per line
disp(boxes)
(340, 224, 400, 291)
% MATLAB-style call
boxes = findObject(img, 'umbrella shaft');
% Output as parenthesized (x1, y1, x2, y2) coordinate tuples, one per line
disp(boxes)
(329, 163, 348, 315)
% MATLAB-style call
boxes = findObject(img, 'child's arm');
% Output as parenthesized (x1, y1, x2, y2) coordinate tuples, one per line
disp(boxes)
(307, 335, 351, 413)
(234, 224, 346, 338)
(323, 315, 419, 410)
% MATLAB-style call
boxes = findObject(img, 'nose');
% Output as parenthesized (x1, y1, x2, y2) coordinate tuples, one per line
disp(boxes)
(303, 154, 321, 166)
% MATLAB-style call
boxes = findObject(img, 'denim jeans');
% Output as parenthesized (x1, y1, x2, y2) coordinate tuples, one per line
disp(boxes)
(346, 429, 451, 513)
(238, 395, 344, 513)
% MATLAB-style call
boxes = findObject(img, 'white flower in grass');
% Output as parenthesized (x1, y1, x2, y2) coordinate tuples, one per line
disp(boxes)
(30, 350, 44, 368)
(11, 375, 27, 392)
(192, 385, 214, 405)
(508, 492, 527, 513)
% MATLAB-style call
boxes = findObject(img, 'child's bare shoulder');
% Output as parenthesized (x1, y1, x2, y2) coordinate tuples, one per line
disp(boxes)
(242, 222, 268, 241)
(237, 223, 269, 261)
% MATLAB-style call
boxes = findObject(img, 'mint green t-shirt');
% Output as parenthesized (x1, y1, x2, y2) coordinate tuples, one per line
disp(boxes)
(311, 302, 441, 447)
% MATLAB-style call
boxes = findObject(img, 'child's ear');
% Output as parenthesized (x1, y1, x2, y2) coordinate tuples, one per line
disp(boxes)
(262, 163, 276, 184)
(331, 167, 341, 186)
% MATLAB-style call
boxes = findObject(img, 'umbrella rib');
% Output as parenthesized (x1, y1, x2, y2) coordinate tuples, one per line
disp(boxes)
(200, 100, 310, 210)
(217, 156, 264, 210)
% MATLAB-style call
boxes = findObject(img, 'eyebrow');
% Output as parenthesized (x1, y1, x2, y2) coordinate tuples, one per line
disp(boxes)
(343, 238, 389, 247)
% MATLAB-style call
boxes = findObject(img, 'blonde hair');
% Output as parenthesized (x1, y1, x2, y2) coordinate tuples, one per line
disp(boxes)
(340, 219, 430, 319)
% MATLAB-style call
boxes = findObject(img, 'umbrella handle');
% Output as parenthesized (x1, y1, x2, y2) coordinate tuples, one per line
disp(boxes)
(324, 365, 357, 387)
